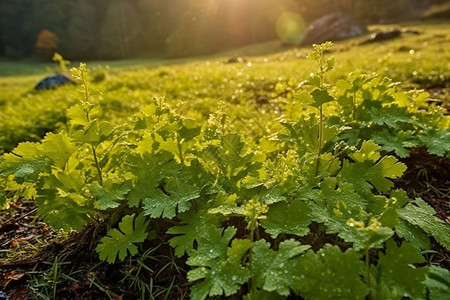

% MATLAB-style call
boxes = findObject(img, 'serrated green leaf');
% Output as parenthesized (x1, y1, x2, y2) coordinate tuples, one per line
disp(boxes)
(198, 133, 262, 186)
(349, 140, 381, 163)
(167, 209, 221, 257)
(280, 117, 318, 155)
(424, 266, 450, 300)
(67, 104, 89, 126)
(260, 200, 311, 238)
(252, 239, 310, 296)
(178, 117, 202, 141)
(36, 170, 94, 230)
(419, 127, 450, 156)
(187, 227, 251, 300)
(37, 188, 93, 230)
(294, 91, 314, 105)
(74, 120, 115, 146)
(372, 239, 428, 300)
(307, 75, 321, 87)
(126, 151, 179, 207)
(372, 130, 417, 158)
(142, 177, 201, 218)
(89, 178, 130, 210)
(312, 177, 369, 209)
(366, 156, 407, 192)
(398, 198, 450, 249)
(395, 219, 431, 250)
(96, 213, 149, 263)
(311, 89, 334, 107)
(292, 245, 368, 300)
(1, 142, 47, 183)
(336, 79, 352, 91)
(339, 154, 406, 194)
(40, 133, 77, 168)
(368, 104, 411, 130)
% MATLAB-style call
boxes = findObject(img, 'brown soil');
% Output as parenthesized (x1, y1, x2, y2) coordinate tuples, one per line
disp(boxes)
(0, 205, 188, 299)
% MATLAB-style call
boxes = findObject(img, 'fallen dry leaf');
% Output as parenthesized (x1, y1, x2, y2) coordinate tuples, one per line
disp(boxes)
(4, 272, 25, 281)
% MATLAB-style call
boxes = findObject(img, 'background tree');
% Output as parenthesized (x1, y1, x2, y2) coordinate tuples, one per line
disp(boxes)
(98, 0, 142, 59)
(66, 0, 99, 59)
(0, 0, 446, 60)
(35, 29, 58, 59)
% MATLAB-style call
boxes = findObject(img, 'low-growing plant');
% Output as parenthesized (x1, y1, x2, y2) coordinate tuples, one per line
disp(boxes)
(1, 43, 449, 299)
(28, 256, 81, 300)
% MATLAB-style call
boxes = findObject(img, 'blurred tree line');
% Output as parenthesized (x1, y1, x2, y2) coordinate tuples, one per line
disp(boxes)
(0, 0, 446, 60)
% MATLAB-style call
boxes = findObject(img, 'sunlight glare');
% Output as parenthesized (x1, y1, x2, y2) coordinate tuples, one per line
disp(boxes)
(276, 12, 306, 44)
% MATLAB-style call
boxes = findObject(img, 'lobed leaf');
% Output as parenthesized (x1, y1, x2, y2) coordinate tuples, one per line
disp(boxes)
(372, 239, 428, 300)
(167, 210, 221, 257)
(398, 198, 450, 249)
(292, 244, 368, 300)
(260, 200, 311, 238)
(187, 227, 251, 300)
(96, 213, 150, 263)
(252, 239, 310, 296)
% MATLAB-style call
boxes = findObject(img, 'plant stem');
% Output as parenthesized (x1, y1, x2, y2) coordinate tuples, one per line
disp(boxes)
(315, 105, 324, 176)
(365, 246, 372, 298)
(318, 105, 324, 156)
(314, 51, 325, 176)
(353, 92, 357, 121)
(176, 134, 184, 164)
(80, 68, 103, 185)
(91, 146, 103, 185)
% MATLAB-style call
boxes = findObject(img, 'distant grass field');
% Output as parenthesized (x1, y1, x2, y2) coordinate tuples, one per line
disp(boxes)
(0, 20, 449, 154)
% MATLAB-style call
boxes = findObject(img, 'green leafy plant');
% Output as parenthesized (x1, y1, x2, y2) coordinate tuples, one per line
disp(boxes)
(1, 44, 449, 300)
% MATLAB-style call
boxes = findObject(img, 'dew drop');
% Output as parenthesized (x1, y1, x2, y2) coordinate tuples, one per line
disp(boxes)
(211, 271, 216, 275)
(209, 249, 214, 253)
(279, 263, 285, 268)
(232, 275, 237, 281)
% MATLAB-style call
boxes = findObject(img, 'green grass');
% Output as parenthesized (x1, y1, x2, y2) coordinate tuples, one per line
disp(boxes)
(0, 20, 449, 153)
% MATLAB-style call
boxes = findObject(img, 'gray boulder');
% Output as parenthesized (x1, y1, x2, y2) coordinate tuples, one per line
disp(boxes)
(300, 13, 365, 46)
(360, 29, 402, 45)
(34, 73, 76, 90)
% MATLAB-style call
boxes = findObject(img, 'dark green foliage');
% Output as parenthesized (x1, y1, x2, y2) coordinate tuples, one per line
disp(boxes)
(371, 240, 428, 300)
(293, 245, 369, 300)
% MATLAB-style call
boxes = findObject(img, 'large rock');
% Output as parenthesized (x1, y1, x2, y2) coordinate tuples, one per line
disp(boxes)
(34, 73, 76, 90)
(360, 29, 402, 45)
(300, 13, 365, 46)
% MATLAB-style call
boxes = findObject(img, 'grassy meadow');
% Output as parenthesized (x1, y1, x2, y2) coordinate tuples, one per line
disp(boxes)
(1, 21, 449, 155)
